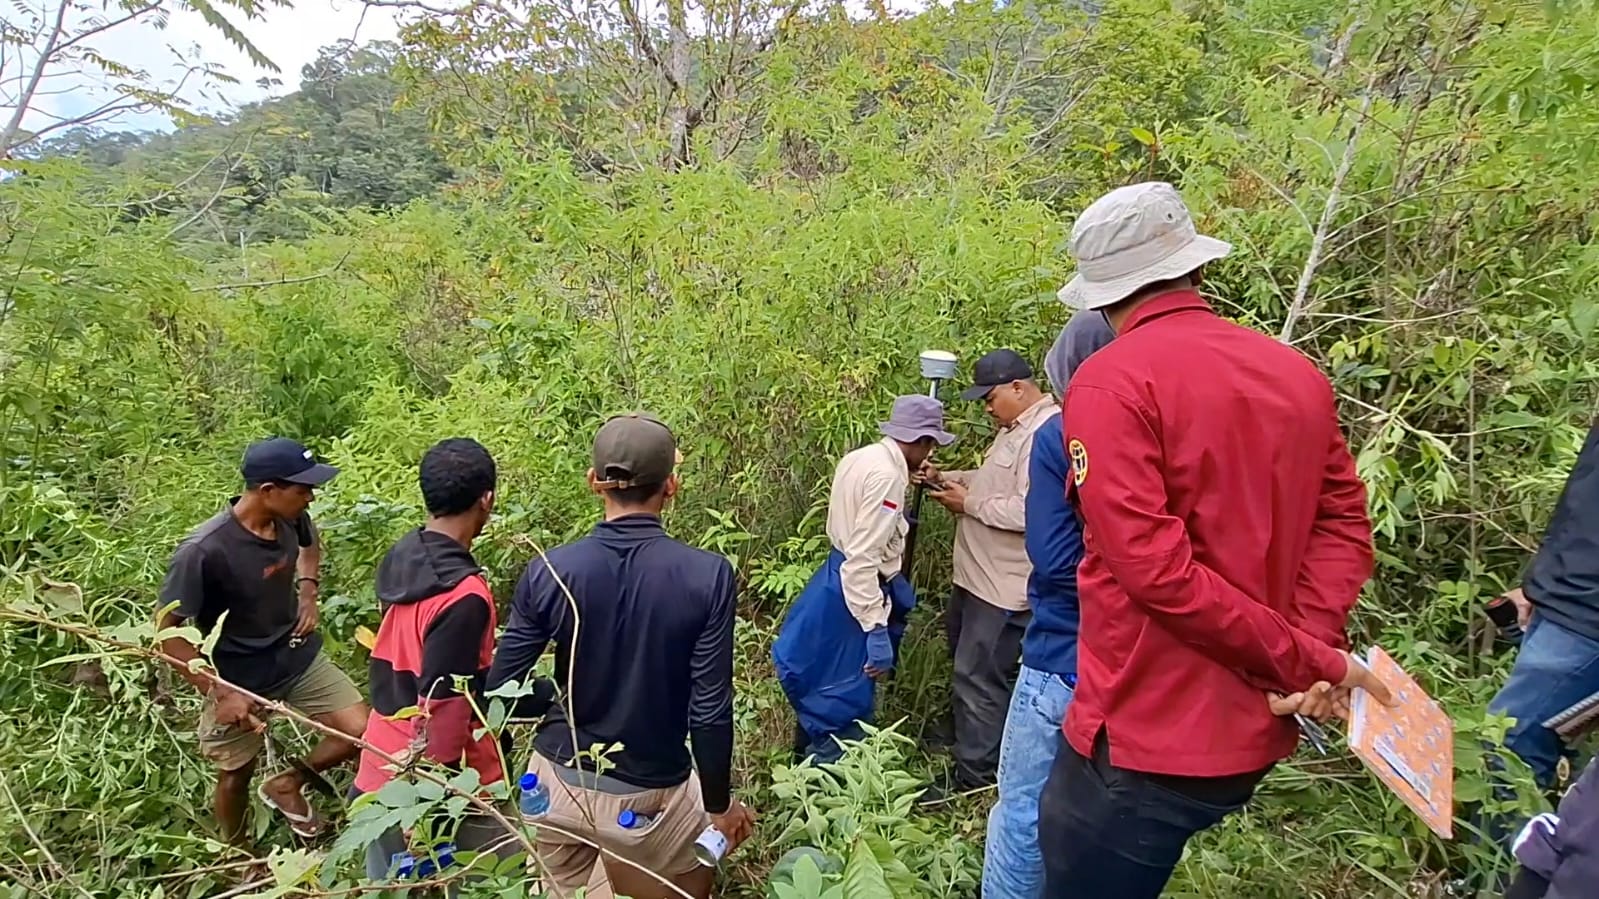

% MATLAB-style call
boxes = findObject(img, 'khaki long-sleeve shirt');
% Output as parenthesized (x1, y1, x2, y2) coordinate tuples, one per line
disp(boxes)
(826, 438, 911, 631)
(950, 396, 1059, 611)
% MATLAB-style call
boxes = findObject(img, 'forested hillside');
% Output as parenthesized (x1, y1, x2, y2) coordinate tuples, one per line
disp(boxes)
(2, 0, 1597, 897)
(28, 41, 452, 247)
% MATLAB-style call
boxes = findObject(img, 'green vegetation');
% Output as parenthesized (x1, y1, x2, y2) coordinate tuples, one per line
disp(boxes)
(2, 0, 1597, 896)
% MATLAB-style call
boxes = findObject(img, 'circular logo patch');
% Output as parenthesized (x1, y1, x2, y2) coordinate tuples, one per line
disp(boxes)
(1068, 438, 1089, 487)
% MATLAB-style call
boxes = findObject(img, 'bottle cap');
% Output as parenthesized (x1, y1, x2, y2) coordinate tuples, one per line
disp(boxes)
(520, 772, 539, 791)
(618, 809, 637, 828)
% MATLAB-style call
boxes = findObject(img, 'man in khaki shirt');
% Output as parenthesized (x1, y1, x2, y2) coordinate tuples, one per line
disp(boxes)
(774, 395, 956, 763)
(927, 349, 1058, 788)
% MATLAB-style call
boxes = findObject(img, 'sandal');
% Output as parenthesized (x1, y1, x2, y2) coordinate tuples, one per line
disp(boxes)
(257, 774, 325, 839)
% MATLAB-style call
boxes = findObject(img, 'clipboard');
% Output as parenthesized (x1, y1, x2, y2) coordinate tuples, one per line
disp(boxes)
(1348, 646, 1454, 838)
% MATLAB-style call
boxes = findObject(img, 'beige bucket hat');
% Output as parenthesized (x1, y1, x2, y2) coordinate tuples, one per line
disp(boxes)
(1057, 182, 1232, 311)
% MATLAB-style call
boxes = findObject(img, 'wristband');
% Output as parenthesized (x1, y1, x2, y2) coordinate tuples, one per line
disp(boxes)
(296, 577, 319, 588)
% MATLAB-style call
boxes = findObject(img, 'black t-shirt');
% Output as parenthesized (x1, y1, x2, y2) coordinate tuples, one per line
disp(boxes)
(158, 499, 321, 695)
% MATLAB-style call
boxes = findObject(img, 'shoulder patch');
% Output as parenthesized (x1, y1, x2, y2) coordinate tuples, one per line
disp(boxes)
(1068, 438, 1089, 487)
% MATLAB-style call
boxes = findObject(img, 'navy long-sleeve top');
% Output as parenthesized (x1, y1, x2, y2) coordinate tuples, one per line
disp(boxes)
(1019, 411, 1084, 679)
(486, 514, 737, 813)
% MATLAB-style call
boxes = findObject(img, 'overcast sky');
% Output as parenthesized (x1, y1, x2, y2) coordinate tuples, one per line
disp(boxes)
(11, 0, 403, 137)
(7, 0, 927, 141)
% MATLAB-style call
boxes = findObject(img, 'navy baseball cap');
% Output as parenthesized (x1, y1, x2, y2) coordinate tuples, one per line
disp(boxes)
(960, 349, 1035, 400)
(241, 437, 340, 486)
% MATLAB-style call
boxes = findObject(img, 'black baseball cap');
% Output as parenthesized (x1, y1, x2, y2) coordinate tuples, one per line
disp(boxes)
(241, 437, 340, 486)
(960, 349, 1035, 400)
(592, 413, 681, 489)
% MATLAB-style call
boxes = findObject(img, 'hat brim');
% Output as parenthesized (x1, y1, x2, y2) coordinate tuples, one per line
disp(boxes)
(959, 383, 997, 401)
(1057, 234, 1232, 311)
(282, 462, 340, 486)
(880, 422, 956, 446)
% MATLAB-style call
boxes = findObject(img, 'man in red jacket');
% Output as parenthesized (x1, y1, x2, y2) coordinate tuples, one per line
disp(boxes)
(1038, 182, 1393, 897)
(355, 438, 525, 882)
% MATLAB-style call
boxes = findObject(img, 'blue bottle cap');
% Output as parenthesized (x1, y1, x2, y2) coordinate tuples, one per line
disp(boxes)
(618, 809, 637, 828)
(520, 772, 539, 791)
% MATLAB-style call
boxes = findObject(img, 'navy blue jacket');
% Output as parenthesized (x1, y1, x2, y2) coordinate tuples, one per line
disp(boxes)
(486, 515, 736, 813)
(772, 549, 915, 741)
(1525, 424, 1599, 642)
(1019, 412, 1084, 678)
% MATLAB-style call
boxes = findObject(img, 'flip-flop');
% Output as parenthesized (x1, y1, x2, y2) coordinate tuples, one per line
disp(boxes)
(257, 775, 325, 839)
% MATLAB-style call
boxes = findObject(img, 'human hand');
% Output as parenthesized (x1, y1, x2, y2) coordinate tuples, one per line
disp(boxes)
(710, 799, 757, 852)
(1505, 586, 1534, 630)
(211, 687, 260, 730)
(864, 627, 894, 679)
(294, 594, 319, 637)
(913, 462, 941, 487)
(1267, 681, 1338, 722)
(1337, 652, 1395, 707)
(927, 480, 968, 515)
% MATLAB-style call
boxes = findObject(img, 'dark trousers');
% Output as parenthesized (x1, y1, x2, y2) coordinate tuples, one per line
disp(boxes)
(792, 721, 867, 765)
(1505, 870, 1550, 899)
(1039, 732, 1267, 898)
(951, 586, 1029, 787)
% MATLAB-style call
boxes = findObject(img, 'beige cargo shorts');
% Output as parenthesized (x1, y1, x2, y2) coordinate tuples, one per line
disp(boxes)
(525, 752, 711, 899)
(197, 652, 362, 771)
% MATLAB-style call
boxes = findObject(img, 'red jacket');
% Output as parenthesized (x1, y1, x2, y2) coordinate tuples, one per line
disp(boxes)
(1061, 290, 1372, 777)
(354, 529, 504, 794)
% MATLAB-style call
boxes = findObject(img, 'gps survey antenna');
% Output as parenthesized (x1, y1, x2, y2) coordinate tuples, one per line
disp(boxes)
(902, 349, 958, 578)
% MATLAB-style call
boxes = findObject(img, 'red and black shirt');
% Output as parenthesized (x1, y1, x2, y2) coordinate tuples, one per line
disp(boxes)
(354, 528, 503, 793)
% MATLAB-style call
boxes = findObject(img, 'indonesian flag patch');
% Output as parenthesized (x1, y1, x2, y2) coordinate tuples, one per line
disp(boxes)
(881, 499, 900, 514)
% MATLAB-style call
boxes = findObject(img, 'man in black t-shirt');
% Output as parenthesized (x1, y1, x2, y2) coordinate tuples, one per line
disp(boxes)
(158, 437, 367, 844)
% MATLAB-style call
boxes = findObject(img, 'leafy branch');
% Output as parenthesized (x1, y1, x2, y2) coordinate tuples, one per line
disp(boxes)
(0, 601, 695, 898)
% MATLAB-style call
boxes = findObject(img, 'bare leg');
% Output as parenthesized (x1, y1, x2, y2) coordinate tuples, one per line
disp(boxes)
(261, 701, 368, 817)
(216, 759, 256, 846)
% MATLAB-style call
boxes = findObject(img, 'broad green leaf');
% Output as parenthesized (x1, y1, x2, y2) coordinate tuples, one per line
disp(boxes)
(841, 838, 891, 899)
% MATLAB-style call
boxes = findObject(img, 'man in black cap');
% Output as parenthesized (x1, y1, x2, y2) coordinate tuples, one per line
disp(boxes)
(488, 413, 755, 899)
(157, 437, 367, 844)
(924, 349, 1058, 789)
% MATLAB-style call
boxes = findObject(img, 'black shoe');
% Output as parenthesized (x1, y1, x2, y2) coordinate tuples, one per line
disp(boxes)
(916, 779, 950, 806)
(921, 717, 955, 753)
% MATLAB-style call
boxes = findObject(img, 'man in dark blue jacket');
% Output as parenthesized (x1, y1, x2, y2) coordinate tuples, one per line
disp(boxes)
(982, 313, 1114, 899)
(1490, 422, 1599, 790)
(487, 413, 755, 899)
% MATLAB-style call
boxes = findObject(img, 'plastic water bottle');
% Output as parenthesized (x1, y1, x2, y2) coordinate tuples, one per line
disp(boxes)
(693, 825, 728, 867)
(617, 809, 654, 829)
(414, 843, 456, 878)
(519, 772, 551, 819)
(389, 852, 416, 879)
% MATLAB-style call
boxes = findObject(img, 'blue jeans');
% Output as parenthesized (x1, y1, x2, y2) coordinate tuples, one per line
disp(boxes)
(1489, 616, 1599, 788)
(983, 664, 1075, 899)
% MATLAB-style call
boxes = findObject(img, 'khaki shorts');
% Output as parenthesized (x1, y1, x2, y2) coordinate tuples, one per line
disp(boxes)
(198, 651, 363, 771)
(526, 753, 710, 899)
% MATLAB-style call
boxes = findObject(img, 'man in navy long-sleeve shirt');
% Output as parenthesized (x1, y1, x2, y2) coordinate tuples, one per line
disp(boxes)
(982, 313, 1114, 899)
(487, 413, 755, 899)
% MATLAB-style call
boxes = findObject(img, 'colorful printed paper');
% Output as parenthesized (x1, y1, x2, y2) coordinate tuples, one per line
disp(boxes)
(1348, 646, 1455, 839)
